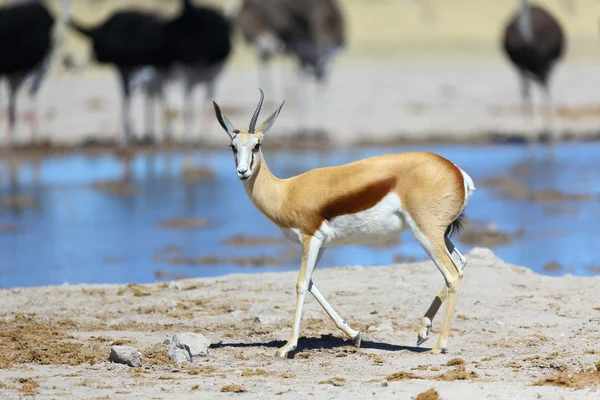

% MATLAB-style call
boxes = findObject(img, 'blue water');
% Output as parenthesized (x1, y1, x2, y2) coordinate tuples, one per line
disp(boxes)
(1, 142, 599, 288)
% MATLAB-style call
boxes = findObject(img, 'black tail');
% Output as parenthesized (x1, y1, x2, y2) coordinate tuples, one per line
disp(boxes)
(445, 212, 465, 239)
(67, 18, 95, 38)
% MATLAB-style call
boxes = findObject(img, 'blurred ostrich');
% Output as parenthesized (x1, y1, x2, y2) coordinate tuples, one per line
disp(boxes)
(234, 0, 345, 131)
(502, 0, 565, 151)
(0, 0, 71, 148)
(164, 0, 232, 139)
(67, 9, 171, 144)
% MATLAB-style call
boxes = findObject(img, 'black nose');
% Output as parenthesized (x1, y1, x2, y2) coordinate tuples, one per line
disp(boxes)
(237, 168, 248, 175)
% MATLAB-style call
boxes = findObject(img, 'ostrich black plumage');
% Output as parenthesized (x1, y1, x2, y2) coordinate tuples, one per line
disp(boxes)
(0, 0, 69, 148)
(164, 0, 232, 138)
(235, 0, 345, 131)
(502, 0, 565, 149)
(67, 10, 170, 144)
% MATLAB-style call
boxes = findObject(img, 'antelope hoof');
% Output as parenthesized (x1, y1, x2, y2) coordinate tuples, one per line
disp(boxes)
(416, 334, 429, 346)
(417, 318, 431, 346)
(428, 345, 448, 354)
(352, 332, 362, 348)
(275, 344, 296, 359)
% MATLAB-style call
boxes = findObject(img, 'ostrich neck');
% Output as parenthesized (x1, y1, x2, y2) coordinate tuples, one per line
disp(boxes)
(518, 0, 534, 43)
(242, 153, 287, 227)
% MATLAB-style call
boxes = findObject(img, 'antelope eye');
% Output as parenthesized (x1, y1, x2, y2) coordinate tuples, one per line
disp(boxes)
(252, 143, 261, 152)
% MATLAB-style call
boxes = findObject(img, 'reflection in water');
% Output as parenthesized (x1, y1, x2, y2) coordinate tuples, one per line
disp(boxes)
(1, 143, 600, 288)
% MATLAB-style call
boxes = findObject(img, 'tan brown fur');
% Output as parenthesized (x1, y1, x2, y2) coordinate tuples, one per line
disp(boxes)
(245, 151, 466, 235)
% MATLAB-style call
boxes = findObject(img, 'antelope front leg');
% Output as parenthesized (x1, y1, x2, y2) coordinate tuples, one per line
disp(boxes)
(276, 235, 322, 358)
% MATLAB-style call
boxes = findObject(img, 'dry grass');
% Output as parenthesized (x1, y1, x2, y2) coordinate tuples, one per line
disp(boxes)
(185, 365, 219, 375)
(385, 371, 419, 381)
(318, 376, 347, 386)
(220, 384, 247, 393)
(533, 364, 600, 389)
(435, 365, 479, 381)
(116, 283, 152, 297)
(0, 322, 105, 368)
(141, 343, 173, 366)
(446, 358, 466, 366)
(15, 378, 40, 396)
(415, 388, 442, 400)
(241, 368, 269, 377)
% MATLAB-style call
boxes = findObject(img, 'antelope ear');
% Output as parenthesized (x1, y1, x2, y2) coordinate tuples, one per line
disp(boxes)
(255, 101, 285, 135)
(213, 100, 236, 139)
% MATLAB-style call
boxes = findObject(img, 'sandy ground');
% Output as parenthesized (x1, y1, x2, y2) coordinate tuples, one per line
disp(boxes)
(1, 247, 600, 399)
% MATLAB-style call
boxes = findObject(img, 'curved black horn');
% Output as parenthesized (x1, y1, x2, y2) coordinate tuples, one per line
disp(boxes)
(249, 88, 264, 132)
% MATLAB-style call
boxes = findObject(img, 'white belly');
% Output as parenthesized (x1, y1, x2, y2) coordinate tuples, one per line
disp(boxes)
(279, 192, 407, 247)
(321, 192, 406, 246)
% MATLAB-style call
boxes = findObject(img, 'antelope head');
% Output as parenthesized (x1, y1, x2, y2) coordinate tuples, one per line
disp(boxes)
(213, 89, 285, 180)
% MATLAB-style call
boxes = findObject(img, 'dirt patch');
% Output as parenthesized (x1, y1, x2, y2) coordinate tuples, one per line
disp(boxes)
(223, 234, 289, 247)
(415, 388, 441, 400)
(93, 180, 136, 197)
(533, 367, 600, 389)
(458, 220, 520, 248)
(481, 175, 596, 203)
(434, 365, 479, 381)
(544, 262, 563, 273)
(157, 217, 210, 230)
(0, 321, 105, 368)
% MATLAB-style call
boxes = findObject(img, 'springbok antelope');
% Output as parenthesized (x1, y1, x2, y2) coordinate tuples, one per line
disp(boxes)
(213, 89, 476, 358)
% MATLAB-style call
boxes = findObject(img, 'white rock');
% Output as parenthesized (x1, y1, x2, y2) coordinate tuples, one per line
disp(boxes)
(466, 247, 498, 260)
(168, 332, 211, 363)
(109, 346, 142, 367)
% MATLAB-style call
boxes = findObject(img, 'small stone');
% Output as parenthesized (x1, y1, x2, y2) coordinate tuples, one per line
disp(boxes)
(109, 345, 142, 367)
(253, 315, 282, 324)
(380, 379, 389, 387)
(168, 332, 211, 364)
